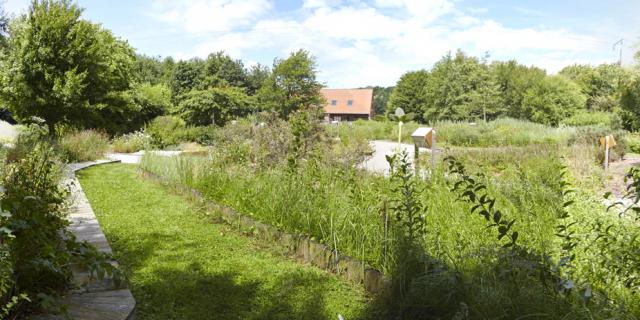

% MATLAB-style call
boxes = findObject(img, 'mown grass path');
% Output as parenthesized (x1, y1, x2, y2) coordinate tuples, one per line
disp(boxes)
(77, 164, 374, 320)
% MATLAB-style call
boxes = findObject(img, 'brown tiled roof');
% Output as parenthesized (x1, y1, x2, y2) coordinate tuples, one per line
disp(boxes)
(320, 89, 373, 115)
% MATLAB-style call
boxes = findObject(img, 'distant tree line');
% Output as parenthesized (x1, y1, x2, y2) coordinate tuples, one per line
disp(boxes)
(384, 50, 640, 129)
(1, 0, 639, 134)
(0, 0, 323, 135)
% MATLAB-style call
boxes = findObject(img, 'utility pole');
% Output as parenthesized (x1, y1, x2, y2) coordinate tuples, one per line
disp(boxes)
(613, 38, 624, 66)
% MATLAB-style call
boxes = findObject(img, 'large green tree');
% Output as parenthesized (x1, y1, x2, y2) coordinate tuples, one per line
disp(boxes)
(371, 86, 394, 116)
(246, 63, 270, 95)
(521, 76, 586, 125)
(257, 50, 323, 119)
(134, 54, 174, 86)
(169, 58, 206, 103)
(203, 51, 248, 89)
(0, 0, 136, 133)
(386, 70, 429, 122)
(491, 60, 546, 119)
(560, 63, 623, 111)
(423, 51, 502, 122)
(176, 87, 255, 126)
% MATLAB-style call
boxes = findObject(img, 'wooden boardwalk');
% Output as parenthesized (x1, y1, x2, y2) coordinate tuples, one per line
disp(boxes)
(37, 160, 136, 320)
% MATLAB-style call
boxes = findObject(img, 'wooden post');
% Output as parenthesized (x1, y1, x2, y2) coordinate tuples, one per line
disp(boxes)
(604, 135, 610, 169)
(431, 130, 437, 170)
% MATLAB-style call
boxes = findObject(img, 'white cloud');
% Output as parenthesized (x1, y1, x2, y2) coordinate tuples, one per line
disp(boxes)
(147, 0, 617, 87)
(149, 0, 272, 33)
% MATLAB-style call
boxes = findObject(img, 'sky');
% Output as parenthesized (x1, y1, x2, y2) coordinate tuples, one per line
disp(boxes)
(3, 0, 640, 88)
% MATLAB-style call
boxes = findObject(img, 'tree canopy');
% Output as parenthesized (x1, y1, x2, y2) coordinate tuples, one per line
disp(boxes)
(257, 50, 324, 119)
(0, 0, 136, 133)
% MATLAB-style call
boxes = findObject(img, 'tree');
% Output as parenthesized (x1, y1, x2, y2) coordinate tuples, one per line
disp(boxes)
(620, 73, 640, 130)
(560, 63, 622, 111)
(169, 58, 206, 103)
(491, 60, 546, 119)
(521, 76, 586, 125)
(0, 0, 136, 134)
(386, 71, 429, 122)
(423, 50, 502, 122)
(258, 50, 324, 119)
(176, 87, 255, 126)
(130, 83, 172, 128)
(371, 86, 394, 117)
(134, 54, 174, 85)
(203, 51, 248, 89)
(246, 63, 270, 95)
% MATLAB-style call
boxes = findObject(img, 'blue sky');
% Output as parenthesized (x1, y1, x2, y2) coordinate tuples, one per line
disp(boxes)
(4, 0, 639, 87)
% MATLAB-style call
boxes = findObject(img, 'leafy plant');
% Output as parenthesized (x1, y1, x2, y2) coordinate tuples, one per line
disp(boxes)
(444, 156, 518, 247)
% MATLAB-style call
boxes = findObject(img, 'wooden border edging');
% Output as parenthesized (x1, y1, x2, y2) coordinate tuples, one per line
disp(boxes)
(139, 169, 389, 295)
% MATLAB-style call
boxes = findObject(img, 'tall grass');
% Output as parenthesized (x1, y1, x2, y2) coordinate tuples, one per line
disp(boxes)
(328, 118, 581, 147)
(140, 142, 640, 318)
(57, 129, 109, 162)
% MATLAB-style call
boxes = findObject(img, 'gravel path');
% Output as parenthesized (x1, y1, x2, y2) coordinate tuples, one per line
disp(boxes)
(360, 140, 439, 175)
(106, 150, 182, 164)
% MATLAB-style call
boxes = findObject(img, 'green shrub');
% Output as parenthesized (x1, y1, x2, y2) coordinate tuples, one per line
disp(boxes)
(568, 127, 627, 162)
(145, 116, 186, 148)
(57, 130, 109, 162)
(625, 133, 640, 154)
(1, 132, 119, 317)
(561, 111, 621, 128)
(111, 131, 151, 153)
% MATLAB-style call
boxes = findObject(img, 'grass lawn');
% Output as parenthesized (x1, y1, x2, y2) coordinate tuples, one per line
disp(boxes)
(77, 163, 377, 320)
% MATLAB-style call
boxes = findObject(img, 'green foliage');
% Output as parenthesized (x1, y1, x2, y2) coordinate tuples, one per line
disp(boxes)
(568, 127, 627, 162)
(257, 49, 324, 118)
(492, 60, 547, 119)
(130, 83, 172, 128)
(561, 111, 621, 128)
(246, 63, 270, 95)
(370, 86, 393, 116)
(0, 127, 120, 317)
(57, 129, 109, 162)
(202, 51, 248, 89)
(424, 51, 504, 122)
(169, 58, 206, 103)
(110, 131, 151, 153)
(78, 164, 371, 319)
(133, 54, 174, 85)
(0, 0, 136, 134)
(624, 132, 640, 153)
(560, 63, 623, 111)
(620, 72, 640, 131)
(521, 76, 586, 125)
(144, 115, 186, 148)
(176, 87, 255, 126)
(387, 70, 430, 122)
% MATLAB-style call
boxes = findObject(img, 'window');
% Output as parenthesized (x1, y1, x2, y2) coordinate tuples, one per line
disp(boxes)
(347, 100, 353, 106)
(331, 100, 337, 106)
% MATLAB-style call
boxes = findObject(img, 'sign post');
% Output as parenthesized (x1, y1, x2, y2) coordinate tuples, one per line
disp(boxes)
(599, 135, 617, 169)
(395, 108, 405, 153)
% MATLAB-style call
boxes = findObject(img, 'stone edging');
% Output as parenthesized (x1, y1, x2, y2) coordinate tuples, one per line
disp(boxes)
(37, 160, 136, 320)
(140, 169, 389, 295)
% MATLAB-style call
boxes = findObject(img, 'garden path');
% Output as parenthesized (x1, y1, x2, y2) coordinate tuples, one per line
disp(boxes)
(361, 140, 435, 174)
(37, 160, 136, 320)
